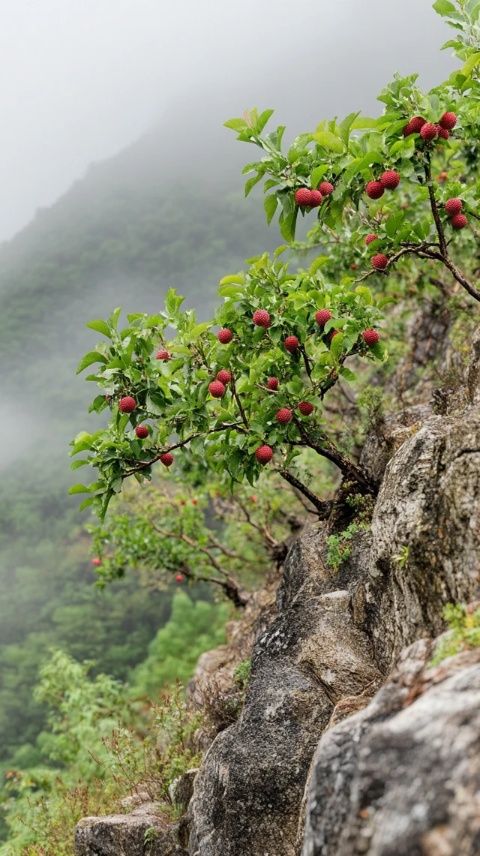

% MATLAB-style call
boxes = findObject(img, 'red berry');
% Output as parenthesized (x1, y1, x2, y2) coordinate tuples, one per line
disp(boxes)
(295, 188, 313, 206)
(365, 233, 378, 245)
(276, 408, 293, 424)
(284, 335, 300, 353)
(160, 452, 174, 467)
(208, 380, 226, 398)
(403, 116, 426, 136)
(217, 328, 233, 344)
(309, 189, 323, 207)
(371, 253, 389, 270)
(156, 349, 171, 361)
(362, 328, 380, 346)
(435, 125, 449, 140)
(315, 308, 332, 327)
(255, 445, 273, 464)
(135, 425, 149, 439)
(119, 396, 136, 413)
(298, 401, 314, 416)
(91, 557, 102, 567)
(253, 309, 271, 328)
(450, 213, 468, 230)
(175, 573, 185, 584)
(216, 369, 232, 385)
(266, 377, 279, 391)
(445, 198, 462, 216)
(328, 329, 340, 342)
(439, 111, 457, 131)
(420, 122, 438, 141)
(380, 170, 400, 190)
(365, 180, 384, 200)
(318, 181, 334, 195)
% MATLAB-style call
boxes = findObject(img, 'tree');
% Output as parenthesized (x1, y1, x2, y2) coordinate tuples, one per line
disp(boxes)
(71, 0, 480, 593)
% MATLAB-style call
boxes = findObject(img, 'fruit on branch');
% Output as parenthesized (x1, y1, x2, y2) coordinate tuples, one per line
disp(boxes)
(328, 329, 340, 342)
(380, 170, 400, 190)
(295, 187, 314, 206)
(208, 380, 226, 398)
(438, 171, 449, 183)
(135, 425, 149, 439)
(159, 452, 174, 467)
(318, 181, 334, 195)
(439, 111, 457, 130)
(276, 408, 293, 424)
(365, 233, 378, 245)
(436, 126, 450, 140)
(371, 253, 389, 270)
(155, 349, 171, 361)
(175, 573, 185, 584)
(365, 180, 384, 199)
(445, 198, 463, 216)
(362, 328, 380, 346)
(403, 115, 426, 135)
(284, 335, 300, 353)
(91, 557, 102, 567)
(315, 308, 332, 326)
(253, 309, 272, 328)
(255, 445, 273, 464)
(267, 377, 279, 391)
(420, 122, 438, 141)
(119, 396, 137, 413)
(309, 190, 323, 207)
(217, 328, 233, 344)
(216, 369, 232, 384)
(450, 213, 468, 230)
(298, 401, 314, 416)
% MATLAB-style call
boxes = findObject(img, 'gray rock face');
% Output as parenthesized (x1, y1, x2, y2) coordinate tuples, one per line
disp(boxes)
(363, 399, 480, 671)
(189, 528, 383, 856)
(302, 642, 480, 856)
(75, 803, 187, 856)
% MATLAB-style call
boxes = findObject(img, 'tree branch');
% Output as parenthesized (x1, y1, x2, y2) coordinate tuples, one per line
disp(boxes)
(277, 469, 332, 518)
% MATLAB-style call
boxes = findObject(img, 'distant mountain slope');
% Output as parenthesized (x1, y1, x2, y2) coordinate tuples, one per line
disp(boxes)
(0, 118, 276, 772)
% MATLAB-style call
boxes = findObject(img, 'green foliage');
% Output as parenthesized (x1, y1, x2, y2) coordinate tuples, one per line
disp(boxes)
(430, 603, 480, 665)
(233, 659, 251, 689)
(131, 592, 228, 695)
(326, 522, 369, 571)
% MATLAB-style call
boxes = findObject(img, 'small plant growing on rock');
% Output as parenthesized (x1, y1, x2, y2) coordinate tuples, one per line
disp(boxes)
(430, 603, 480, 666)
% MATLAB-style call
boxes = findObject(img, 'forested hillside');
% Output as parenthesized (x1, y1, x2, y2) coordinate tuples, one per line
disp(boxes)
(0, 116, 275, 786)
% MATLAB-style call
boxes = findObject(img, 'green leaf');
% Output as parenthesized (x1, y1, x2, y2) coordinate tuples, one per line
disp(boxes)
(245, 172, 263, 197)
(279, 208, 298, 242)
(264, 194, 278, 225)
(433, 0, 456, 15)
(219, 274, 244, 286)
(218, 283, 244, 298)
(86, 319, 112, 338)
(224, 117, 248, 131)
(76, 351, 108, 374)
(385, 211, 405, 238)
(255, 109, 274, 134)
(310, 165, 328, 188)
(339, 111, 360, 145)
(462, 52, 480, 76)
(312, 130, 345, 153)
(68, 483, 91, 495)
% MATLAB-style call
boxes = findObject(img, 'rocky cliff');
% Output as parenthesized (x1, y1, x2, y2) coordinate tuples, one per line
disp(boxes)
(75, 315, 480, 856)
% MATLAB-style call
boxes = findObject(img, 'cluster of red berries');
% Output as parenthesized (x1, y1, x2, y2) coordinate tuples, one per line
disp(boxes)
(365, 170, 401, 200)
(444, 197, 468, 230)
(403, 112, 456, 141)
(118, 396, 174, 465)
(294, 180, 334, 209)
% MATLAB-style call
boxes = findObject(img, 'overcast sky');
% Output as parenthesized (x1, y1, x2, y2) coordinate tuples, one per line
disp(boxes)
(0, 0, 455, 242)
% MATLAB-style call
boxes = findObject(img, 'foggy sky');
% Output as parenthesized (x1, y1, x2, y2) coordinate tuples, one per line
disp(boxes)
(0, 0, 455, 243)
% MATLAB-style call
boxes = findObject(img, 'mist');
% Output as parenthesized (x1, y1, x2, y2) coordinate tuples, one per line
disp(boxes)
(0, 0, 454, 243)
